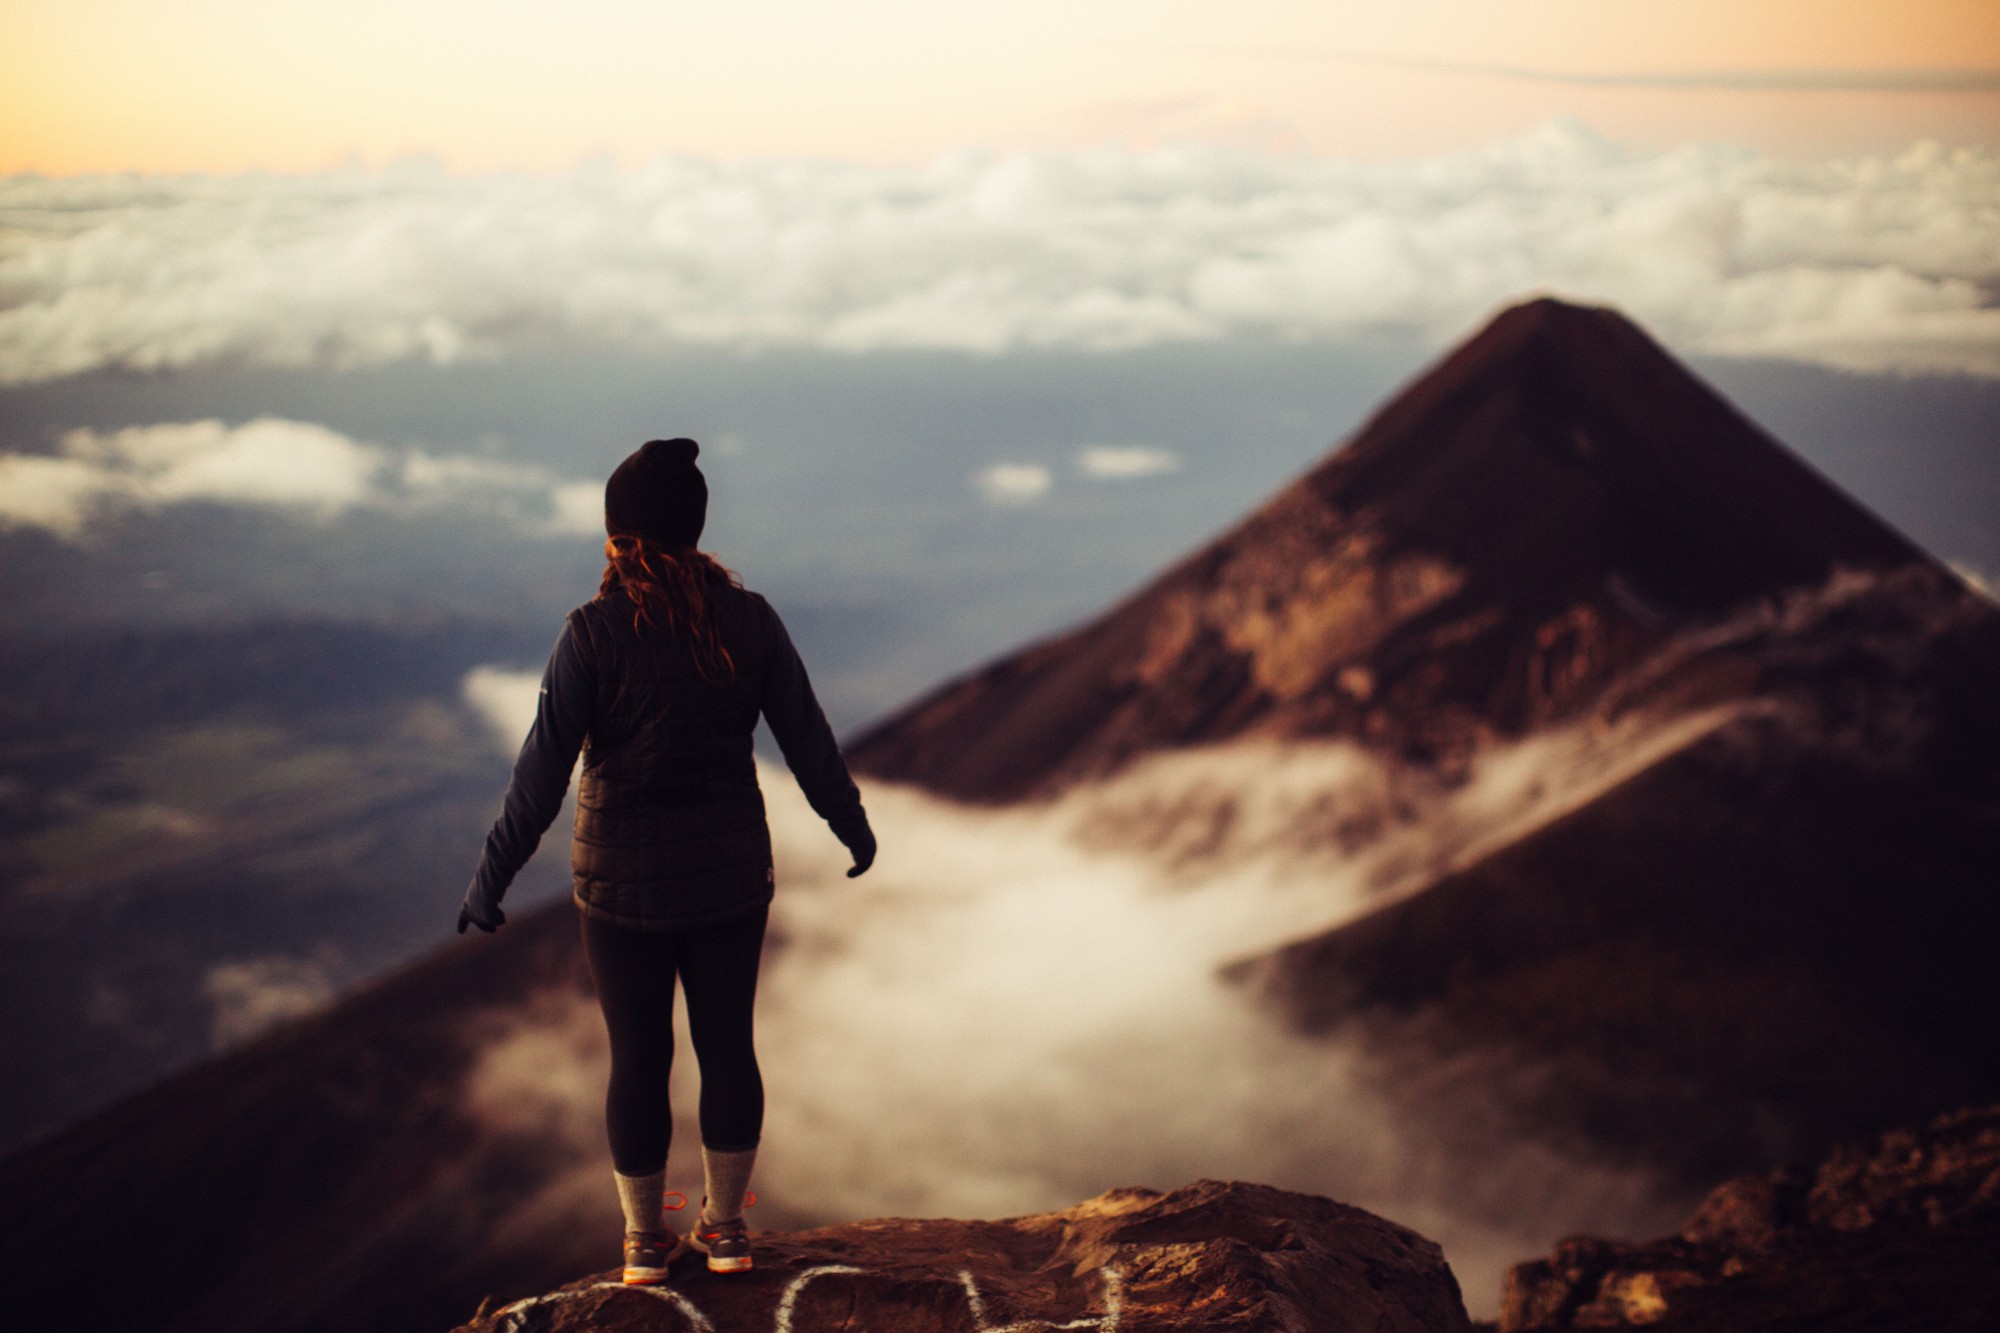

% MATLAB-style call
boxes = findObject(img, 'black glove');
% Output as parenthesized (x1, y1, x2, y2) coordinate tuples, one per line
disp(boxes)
(832, 810, 876, 878)
(457, 879, 507, 934)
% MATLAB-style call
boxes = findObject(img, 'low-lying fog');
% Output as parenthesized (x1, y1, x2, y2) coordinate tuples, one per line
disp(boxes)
(461, 672, 1737, 1313)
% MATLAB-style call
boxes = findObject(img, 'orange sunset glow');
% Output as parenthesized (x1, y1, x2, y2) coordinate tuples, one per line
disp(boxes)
(3, 0, 1997, 173)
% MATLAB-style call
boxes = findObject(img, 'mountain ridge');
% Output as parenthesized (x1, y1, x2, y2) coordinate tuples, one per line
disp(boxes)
(846, 298, 1934, 802)
(1231, 562, 2000, 1181)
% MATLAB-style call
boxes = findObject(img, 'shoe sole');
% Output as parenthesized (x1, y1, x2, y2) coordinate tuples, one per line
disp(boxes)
(688, 1234, 753, 1273)
(623, 1236, 687, 1283)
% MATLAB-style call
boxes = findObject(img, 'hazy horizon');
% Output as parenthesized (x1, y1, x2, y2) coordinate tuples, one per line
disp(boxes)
(3, 329, 1995, 733)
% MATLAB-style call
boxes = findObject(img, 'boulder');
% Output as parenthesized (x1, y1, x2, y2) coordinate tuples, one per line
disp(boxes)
(1498, 1103, 2000, 1330)
(452, 1180, 1472, 1333)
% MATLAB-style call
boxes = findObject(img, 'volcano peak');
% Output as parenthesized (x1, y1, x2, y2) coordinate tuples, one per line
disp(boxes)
(847, 299, 1936, 801)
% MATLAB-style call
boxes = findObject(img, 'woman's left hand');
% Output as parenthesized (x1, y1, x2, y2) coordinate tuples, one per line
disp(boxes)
(833, 811, 877, 878)
(458, 882, 507, 933)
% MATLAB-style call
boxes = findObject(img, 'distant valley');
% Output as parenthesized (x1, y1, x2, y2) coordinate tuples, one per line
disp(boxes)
(0, 618, 564, 1150)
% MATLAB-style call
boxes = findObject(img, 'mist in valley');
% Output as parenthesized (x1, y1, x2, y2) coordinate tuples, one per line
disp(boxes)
(458, 673, 1750, 1313)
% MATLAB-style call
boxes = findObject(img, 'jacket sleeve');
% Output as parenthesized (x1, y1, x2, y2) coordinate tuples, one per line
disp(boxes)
(758, 602, 866, 832)
(465, 618, 595, 910)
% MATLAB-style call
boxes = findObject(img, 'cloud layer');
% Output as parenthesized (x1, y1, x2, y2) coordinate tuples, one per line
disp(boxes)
(204, 951, 339, 1051)
(1078, 445, 1182, 478)
(3, 122, 1995, 382)
(457, 669, 1738, 1311)
(462, 666, 548, 753)
(0, 417, 603, 540)
(975, 462, 1054, 504)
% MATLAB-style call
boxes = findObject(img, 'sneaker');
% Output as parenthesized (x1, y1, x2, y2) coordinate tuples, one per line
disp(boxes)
(687, 1214, 753, 1273)
(622, 1229, 686, 1285)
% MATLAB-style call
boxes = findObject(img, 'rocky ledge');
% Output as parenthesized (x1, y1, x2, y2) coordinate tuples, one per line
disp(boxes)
(451, 1180, 1472, 1333)
(1500, 1103, 2000, 1330)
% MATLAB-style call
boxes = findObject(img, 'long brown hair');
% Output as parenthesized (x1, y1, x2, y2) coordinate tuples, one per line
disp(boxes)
(600, 534, 742, 680)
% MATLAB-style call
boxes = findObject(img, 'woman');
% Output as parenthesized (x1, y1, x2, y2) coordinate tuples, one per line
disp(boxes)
(457, 437, 876, 1283)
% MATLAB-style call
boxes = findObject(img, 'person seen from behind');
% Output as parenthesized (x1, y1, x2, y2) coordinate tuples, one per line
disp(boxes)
(457, 438, 877, 1282)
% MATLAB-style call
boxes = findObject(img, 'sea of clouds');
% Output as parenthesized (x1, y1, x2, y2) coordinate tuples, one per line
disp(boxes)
(4, 120, 1996, 384)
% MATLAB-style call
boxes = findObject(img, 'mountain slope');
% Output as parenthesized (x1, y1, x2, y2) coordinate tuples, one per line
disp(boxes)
(0, 902, 615, 1333)
(844, 295, 2000, 1187)
(1232, 564, 2000, 1181)
(846, 298, 1930, 801)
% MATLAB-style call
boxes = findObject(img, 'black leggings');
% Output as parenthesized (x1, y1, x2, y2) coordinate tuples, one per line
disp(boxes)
(579, 904, 768, 1176)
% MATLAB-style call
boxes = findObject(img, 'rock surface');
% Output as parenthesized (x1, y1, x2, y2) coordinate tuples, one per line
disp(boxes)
(1498, 1103, 2000, 1330)
(452, 1181, 1473, 1333)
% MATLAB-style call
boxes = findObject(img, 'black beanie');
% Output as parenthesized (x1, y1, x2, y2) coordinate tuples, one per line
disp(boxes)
(605, 438, 707, 548)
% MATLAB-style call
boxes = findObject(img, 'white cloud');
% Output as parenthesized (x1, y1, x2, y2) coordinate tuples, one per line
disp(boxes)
(462, 665, 544, 752)
(975, 462, 1053, 504)
(1078, 444, 1182, 478)
(0, 418, 385, 538)
(0, 453, 123, 541)
(2, 123, 1995, 381)
(400, 449, 548, 494)
(0, 416, 603, 540)
(546, 480, 607, 538)
(1952, 562, 1995, 601)
(205, 951, 338, 1050)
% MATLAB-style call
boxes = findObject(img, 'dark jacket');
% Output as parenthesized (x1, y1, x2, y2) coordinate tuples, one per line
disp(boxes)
(467, 582, 866, 932)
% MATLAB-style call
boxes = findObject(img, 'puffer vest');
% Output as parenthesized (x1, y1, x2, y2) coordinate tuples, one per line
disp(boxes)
(568, 587, 781, 931)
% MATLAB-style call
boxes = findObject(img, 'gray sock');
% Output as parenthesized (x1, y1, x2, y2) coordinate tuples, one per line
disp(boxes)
(614, 1169, 667, 1235)
(701, 1146, 757, 1225)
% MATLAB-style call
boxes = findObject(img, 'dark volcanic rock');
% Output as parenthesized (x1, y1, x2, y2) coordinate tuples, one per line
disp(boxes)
(451, 1180, 1473, 1333)
(1232, 567, 2000, 1185)
(845, 298, 1932, 802)
(1497, 1103, 2000, 1331)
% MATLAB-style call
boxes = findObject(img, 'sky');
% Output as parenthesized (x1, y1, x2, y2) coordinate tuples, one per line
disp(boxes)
(3, 0, 1999, 172)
